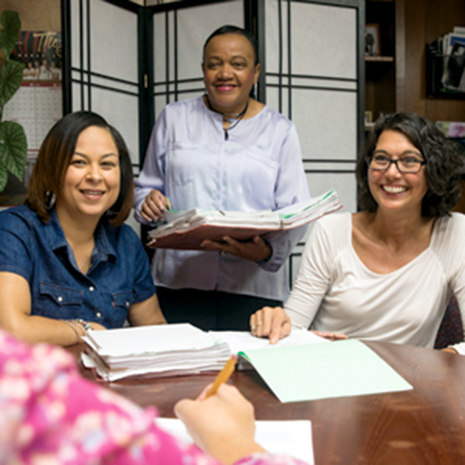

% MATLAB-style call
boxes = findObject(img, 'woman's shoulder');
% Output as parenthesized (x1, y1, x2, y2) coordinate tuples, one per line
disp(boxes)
(312, 211, 351, 242)
(0, 205, 39, 231)
(430, 213, 465, 268)
(103, 222, 144, 248)
(162, 96, 204, 116)
(317, 211, 352, 229)
(435, 212, 465, 236)
(259, 105, 294, 127)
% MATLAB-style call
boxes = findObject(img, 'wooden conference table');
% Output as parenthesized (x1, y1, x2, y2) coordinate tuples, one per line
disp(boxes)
(71, 340, 465, 465)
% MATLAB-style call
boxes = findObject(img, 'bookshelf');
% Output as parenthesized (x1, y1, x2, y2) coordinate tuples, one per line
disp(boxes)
(364, 0, 396, 127)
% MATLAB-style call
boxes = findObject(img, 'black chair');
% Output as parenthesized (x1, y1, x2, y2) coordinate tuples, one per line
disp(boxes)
(434, 296, 463, 349)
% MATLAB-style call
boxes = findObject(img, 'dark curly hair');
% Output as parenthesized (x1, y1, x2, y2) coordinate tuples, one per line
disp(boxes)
(356, 112, 464, 218)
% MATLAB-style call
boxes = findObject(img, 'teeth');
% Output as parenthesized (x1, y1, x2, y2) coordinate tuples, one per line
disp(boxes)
(82, 190, 103, 195)
(383, 186, 406, 194)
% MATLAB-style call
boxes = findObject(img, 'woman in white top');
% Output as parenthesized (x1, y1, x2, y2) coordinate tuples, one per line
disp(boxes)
(250, 112, 465, 354)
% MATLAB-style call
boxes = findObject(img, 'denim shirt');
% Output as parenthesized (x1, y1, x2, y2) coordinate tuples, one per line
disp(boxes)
(0, 205, 156, 328)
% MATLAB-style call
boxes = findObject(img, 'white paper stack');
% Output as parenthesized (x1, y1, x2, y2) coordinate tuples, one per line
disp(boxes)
(82, 323, 231, 381)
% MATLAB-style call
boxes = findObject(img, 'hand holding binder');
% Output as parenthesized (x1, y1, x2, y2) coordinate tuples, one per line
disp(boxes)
(147, 189, 342, 250)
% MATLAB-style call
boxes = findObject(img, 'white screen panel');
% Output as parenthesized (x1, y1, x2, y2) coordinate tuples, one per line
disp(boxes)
(306, 171, 356, 213)
(289, 245, 304, 286)
(90, 87, 139, 165)
(177, 1, 243, 80)
(264, 0, 289, 75)
(72, 82, 83, 111)
(89, 1, 138, 83)
(292, 88, 357, 161)
(291, 2, 356, 79)
(125, 210, 141, 236)
(71, 0, 88, 69)
(154, 0, 244, 84)
(153, 12, 167, 83)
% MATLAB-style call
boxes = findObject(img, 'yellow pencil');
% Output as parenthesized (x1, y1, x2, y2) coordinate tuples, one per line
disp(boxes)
(205, 354, 238, 398)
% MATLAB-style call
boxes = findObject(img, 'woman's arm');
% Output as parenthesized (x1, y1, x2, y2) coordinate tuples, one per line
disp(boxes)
(257, 124, 310, 272)
(134, 109, 169, 224)
(0, 271, 104, 345)
(128, 293, 167, 326)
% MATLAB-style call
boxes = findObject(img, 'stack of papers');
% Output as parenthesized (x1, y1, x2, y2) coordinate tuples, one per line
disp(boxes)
(82, 324, 231, 381)
(81, 325, 326, 382)
(147, 189, 341, 249)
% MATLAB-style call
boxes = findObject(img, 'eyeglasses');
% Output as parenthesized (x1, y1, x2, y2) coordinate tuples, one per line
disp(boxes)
(368, 154, 426, 174)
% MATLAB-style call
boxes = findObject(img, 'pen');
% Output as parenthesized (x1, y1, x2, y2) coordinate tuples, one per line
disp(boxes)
(205, 354, 238, 398)
(166, 197, 173, 211)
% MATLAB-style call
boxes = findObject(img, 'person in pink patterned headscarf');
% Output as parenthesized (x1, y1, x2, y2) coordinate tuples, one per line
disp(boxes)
(0, 328, 308, 465)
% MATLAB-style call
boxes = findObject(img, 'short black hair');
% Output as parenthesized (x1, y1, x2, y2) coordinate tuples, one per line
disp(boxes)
(202, 24, 259, 65)
(356, 112, 464, 218)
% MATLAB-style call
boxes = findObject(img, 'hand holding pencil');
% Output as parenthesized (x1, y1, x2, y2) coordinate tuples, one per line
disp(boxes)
(174, 355, 265, 464)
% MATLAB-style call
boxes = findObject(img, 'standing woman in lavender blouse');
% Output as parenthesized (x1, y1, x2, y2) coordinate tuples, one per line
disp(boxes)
(134, 25, 310, 330)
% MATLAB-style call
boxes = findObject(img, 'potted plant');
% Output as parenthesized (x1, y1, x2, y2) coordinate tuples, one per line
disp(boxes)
(0, 10, 27, 193)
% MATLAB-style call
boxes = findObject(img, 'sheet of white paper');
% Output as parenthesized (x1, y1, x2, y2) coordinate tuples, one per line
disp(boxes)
(156, 417, 314, 464)
(209, 328, 328, 354)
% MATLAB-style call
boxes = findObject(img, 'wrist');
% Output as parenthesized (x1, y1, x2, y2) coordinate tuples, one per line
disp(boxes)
(209, 439, 266, 465)
(261, 239, 273, 262)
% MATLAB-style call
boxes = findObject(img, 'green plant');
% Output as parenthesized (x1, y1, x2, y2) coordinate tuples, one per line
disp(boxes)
(0, 10, 27, 192)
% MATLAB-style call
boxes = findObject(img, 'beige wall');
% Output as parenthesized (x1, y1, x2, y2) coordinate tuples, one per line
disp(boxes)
(1, 0, 60, 31)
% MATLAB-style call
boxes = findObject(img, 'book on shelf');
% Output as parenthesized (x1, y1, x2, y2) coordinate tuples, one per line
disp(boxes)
(147, 189, 341, 250)
(429, 29, 465, 93)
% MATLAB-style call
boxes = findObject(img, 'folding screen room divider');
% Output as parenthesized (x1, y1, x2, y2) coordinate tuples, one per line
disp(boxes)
(63, 0, 365, 286)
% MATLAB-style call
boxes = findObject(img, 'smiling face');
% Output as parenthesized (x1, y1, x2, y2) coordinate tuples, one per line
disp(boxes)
(368, 129, 428, 215)
(202, 32, 260, 114)
(56, 126, 121, 223)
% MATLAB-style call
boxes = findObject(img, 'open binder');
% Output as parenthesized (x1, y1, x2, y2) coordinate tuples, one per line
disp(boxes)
(147, 189, 341, 250)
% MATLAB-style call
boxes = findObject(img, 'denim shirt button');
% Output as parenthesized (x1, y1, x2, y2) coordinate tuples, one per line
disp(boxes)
(96, 312, 102, 318)
(57, 296, 63, 302)
(126, 301, 130, 307)
(89, 286, 95, 291)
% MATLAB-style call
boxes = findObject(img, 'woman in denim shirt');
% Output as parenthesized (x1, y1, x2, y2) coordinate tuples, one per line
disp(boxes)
(0, 111, 166, 346)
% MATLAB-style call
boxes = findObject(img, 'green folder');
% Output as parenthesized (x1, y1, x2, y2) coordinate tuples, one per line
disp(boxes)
(238, 339, 412, 403)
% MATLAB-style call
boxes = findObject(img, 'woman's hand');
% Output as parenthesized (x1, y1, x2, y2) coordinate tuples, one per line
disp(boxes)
(174, 384, 265, 465)
(311, 330, 348, 341)
(201, 235, 272, 262)
(250, 306, 291, 344)
(140, 189, 169, 222)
